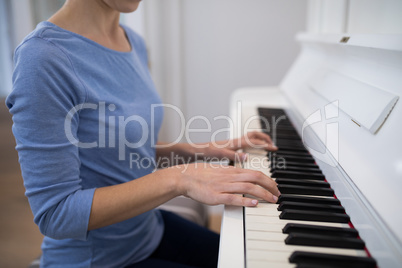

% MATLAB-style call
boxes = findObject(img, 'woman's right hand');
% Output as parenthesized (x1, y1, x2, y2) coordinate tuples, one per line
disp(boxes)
(162, 163, 280, 207)
(88, 161, 280, 231)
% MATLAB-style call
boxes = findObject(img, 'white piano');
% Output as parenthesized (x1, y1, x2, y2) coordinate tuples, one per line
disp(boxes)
(218, 33, 402, 268)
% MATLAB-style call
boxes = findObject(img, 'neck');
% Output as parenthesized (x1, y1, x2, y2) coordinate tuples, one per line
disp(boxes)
(48, 0, 132, 52)
(49, 0, 121, 38)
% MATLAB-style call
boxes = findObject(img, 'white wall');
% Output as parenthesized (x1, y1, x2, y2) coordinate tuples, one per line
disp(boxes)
(182, 1, 308, 143)
(139, 0, 308, 143)
(121, 3, 145, 37)
(307, 0, 402, 34)
(348, 0, 402, 34)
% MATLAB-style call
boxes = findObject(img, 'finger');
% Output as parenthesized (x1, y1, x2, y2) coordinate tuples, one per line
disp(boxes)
(237, 169, 281, 197)
(216, 193, 259, 207)
(247, 138, 278, 151)
(242, 133, 277, 151)
(247, 131, 274, 144)
(213, 148, 247, 163)
(221, 182, 278, 204)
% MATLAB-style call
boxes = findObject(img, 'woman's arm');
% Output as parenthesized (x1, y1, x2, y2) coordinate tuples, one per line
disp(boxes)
(91, 132, 280, 230)
(88, 162, 280, 230)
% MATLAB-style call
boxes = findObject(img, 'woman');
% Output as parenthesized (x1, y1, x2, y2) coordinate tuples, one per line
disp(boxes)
(6, 0, 280, 267)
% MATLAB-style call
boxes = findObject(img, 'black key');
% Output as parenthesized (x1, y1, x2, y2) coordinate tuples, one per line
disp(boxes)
(275, 139, 305, 147)
(275, 123, 293, 128)
(280, 209, 350, 223)
(274, 151, 312, 157)
(272, 170, 325, 180)
(258, 107, 282, 111)
(274, 145, 309, 153)
(258, 111, 287, 118)
(272, 134, 301, 140)
(275, 137, 304, 143)
(274, 132, 300, 138)
(273, 128, 300, 134)
(283, 223, 359, 238)
(277, 185, 334, 196)
(273, 156, 316, 164)
(275, 124, 297, 130)
(258, 107, 286, 115)
(271, 166, 322, 174)
(264, 128, 299, 135)
(271, 161, 319, 169)
(285, 232, 365, 249)
(264, 123, 294, 130)
(263, 112, 288, 117)
(275, 178, 330, 188)
(274, 143, 308, 150)
(289, 251, 377, 268)
(295, 264, 350, 268)
(295, 264, 329, 268)
(277, 194, 341, 205)
(278, 201, 345, 213)
(274, 145, 307, 151)
(275, 129, 299, 136)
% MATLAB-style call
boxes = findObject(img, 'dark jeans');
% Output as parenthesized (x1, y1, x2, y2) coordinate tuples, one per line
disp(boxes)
(126, 210, 220, 268)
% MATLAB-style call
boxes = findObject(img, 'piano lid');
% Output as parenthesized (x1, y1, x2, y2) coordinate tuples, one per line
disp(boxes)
(310, 70, 398, 134)
(279, 33, 402, 249)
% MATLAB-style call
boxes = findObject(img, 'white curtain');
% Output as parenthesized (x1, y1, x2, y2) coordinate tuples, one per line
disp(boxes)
(0, 0, 65, 97)
(0, 0, 13, 97)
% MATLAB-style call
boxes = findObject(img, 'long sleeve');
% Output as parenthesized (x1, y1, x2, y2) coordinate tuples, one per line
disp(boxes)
(6, 37, 95, 240)
(6, 22, 165, 267)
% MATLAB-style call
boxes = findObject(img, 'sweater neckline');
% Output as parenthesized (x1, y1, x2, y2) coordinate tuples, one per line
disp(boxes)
(40, 21, 135, 55)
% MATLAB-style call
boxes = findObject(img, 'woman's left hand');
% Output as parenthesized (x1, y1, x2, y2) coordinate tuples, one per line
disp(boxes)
(196, 131, 278, 163)
(156, 131, 277, 166)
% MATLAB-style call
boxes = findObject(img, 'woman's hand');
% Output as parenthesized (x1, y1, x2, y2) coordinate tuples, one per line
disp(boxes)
(196, 131, 278, 163)
(89, 159, 280, 230)
(164, 162, 280, 206)
(156, 131, 277, 166)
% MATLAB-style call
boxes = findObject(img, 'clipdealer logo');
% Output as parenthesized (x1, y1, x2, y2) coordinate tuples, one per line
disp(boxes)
(302, 100, 339, 167)
(64, 102, 150, 161)
(63, 101, 266, 163)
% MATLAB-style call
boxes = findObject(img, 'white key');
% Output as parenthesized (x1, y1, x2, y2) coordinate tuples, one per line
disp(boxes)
(245, 218, 350, 240)
(245, 221, 349, 234)
(245, 204, 280, 218)
(247, 259, 295, 268)
(246, 240, 367, 257)
(243, 153, 362, 268)
(246, 209, 281, 217)
(245, 214, 349, 228)
(246, 230, 287, 242)
(248, 250, 293, 262)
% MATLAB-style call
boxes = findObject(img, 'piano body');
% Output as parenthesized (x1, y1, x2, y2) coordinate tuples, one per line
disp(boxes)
(218, 33, 402, 268)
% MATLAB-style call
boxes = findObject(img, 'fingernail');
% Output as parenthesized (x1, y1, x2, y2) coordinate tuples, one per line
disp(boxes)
(272, 195, 278, 202)
(251, 199, 258, 206)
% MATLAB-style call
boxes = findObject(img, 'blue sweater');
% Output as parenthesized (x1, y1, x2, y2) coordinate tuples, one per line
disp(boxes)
(6, 21, 164, 267)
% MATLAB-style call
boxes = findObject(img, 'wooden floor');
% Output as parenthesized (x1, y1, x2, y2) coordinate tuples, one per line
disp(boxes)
(0, 99, 221, 267)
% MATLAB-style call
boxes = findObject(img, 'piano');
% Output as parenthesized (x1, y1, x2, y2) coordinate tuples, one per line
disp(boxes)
(218, 33, 402, 268)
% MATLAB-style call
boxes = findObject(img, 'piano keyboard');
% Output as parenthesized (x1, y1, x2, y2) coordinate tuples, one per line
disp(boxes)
(242, 107, 377, 268)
